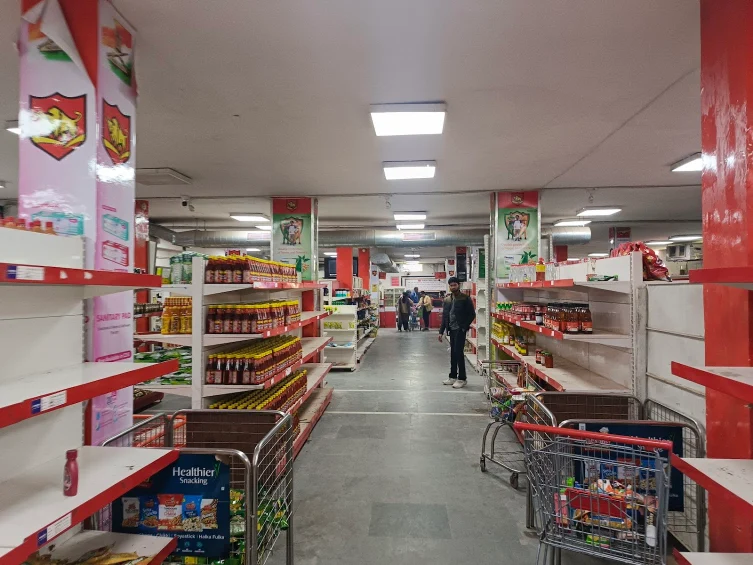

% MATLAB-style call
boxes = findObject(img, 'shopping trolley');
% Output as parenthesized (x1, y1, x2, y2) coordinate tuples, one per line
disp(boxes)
(478, 360, 542, 488)
(515, 422, 672, 565)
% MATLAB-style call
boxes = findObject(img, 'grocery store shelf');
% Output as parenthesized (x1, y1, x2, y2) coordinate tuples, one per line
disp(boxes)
(287, 363, 332, 415)
(671, 456, 753, 521)
(0, 262, 162, 298)
(133, 310, 162, 318)
(496, 279, 630, 294)
(0, 446, 178, 556)
(357, 337, 376, 362)
(294, 386, 333, 458)
(465, 351, 478, 371)
(491, 312, 631, 348)
(689, 266, 753, 290)
(671, 362, 753, 404)
(0, 360, 179, 429)
(467, 335, 477, 348)
(674, 551, 752, 565)
(301, 336, 333, 361)
(133, 333, 192, 346)
(28, 530, 177, 565)
(357, 327, 375, 344)
(137, 384, 192, 397)
(203, 281, 325, 296)
(160, 284, 192, 295)
(491, 337, 627, 392)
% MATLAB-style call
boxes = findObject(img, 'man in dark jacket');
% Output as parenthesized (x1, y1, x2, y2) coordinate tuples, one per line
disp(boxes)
(437, 277, 476, 388)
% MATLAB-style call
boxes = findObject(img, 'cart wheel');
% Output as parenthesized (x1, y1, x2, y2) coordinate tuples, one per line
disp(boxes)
(480, 457, 487, 473)
(510, 472, 519, 489)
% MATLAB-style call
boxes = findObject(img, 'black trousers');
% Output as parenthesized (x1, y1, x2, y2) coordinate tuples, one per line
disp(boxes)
(422, 309, 431, 328)
(398, 312, 410, 331)
(449, 328, 467, 380)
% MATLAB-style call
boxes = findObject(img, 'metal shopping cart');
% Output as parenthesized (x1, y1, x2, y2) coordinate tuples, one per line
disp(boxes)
(515, 422, 672, 565)
(478, 360, 542, 488)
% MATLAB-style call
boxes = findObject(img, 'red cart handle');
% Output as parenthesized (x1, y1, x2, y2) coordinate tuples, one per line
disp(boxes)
(513, 422, 674, 452)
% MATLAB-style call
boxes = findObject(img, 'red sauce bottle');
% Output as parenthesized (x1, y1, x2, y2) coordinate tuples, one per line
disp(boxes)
(64, 449, 78, 496)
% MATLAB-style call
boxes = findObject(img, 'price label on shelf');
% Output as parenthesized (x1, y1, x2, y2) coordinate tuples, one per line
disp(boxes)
(37, 513, 71, 546)
(30, 391, 67, 414)
(6, 265, 45, 281)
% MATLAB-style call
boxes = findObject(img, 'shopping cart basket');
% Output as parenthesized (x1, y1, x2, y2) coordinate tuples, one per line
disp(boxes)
(478, 360, 542, 488)
(515, 422, 672, 565)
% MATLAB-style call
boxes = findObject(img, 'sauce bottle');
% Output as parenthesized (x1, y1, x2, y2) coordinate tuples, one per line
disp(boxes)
(581, 305, 593, 333)
(64, 449, 78, 496)
(535, 258, 546, 282)
(44, 221, 56, 235)
(207, 306, 217, 334)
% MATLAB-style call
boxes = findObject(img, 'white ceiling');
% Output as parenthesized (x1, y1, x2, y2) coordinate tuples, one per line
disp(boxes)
(0, 0, 702, 258)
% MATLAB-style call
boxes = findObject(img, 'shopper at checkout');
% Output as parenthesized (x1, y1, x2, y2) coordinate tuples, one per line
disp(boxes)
(437, 277, 475, 388)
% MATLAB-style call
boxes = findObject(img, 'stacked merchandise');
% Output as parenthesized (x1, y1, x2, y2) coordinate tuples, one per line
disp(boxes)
(204, 255, 297, 284)
(205, 300, 300, 335)
(161, 297, 193, 334)
(135, 347, 192, 386)
(208, 368, 308, 412)
(492, 318, 534, 355)
(205, 336, 302, 385)
(228, 489, 289, 565)
(133, 302, 162, 316)
(323, 318, 355, 330)
(0, 216, 56, 234)
(496, 301, 593, 334)
(165, 251, 205, 284)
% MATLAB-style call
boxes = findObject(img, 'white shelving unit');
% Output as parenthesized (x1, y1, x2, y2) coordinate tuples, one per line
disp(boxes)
(492, 253, 645, 396)
(0, 230, 179, 565)
(322, 304, 358, 370)
(135, 257, 332, 409)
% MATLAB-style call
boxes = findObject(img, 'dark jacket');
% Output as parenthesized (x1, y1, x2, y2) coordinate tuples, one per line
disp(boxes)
(439, 292, 476, 334)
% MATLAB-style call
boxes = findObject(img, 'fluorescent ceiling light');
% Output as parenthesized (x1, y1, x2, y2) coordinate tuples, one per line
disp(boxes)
(5, 120, 19, 135)
(576, 207, 622, 217)
(567, 258, 579, 261)
(671, 153, 703, 172)
(384, 161, 436, 180)
(255, 225, 272, 231)
(588, 253, 609, 258)
(370, 103, 446, 136)
(644, 241, 673, 246)
(323, 252, 337, 256)
(404, 254, 420, 258)
(231, 214, 270, 222)
(396, 223, 425, 230)
(246, 248, 261, 252)
(554, 219, 591, 227)
(670, 234, 702, 242)
(394, 212, 427, 221)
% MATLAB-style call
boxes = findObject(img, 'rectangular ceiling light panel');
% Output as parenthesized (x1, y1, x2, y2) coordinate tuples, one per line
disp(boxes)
(394, 213, 427, 221)
(383, 161, 436, 180)
(554, 220, 591, 227)
(370, 103, 446, 136)
(576, 207, 622, 217)
(396, 223, 425, 230)
(671, 153, 703, 172)
(231, 214, 270, 222)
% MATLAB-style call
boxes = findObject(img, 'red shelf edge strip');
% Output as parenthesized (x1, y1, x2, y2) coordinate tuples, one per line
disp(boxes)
(689, 266, 753, 285)
(293, 388, 333, 458)
(671, 362, 753, 405)
(0, 263, 162, 288)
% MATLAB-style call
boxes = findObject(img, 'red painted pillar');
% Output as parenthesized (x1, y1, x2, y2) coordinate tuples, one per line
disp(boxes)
(701, 0, 753, 551)
(336, 247, 353, 290)
(553, 245, 568, 262)
(357, 248, 370, 288)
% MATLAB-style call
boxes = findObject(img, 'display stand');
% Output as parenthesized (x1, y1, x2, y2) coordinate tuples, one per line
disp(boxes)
(492, 253, 645, 395)
(0, 230, 179, 565)
(322, 304, 357, 370)
(135, 257, 333, 410)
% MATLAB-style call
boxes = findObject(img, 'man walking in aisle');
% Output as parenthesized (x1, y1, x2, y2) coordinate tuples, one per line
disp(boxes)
(438, 277, 475, 388)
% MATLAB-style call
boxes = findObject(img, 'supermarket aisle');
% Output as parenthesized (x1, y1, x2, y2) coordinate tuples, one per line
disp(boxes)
(285, 329, 539, 565)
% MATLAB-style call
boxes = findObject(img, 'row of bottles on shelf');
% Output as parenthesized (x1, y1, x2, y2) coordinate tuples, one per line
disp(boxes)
(161, 297, 193, 334)
(206, 300, 301, 334)
(2, 217, 57, 234)
(205, 335, 302, 385)
(497, 301, 593, 334)
(209, 368, 309, 410)
(205, 255, 297, 284)
(492, 320, 555, 368)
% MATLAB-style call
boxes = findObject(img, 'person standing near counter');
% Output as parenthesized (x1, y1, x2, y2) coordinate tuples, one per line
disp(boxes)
(437, 277, 475, 388)
(419, 291, 433, 331)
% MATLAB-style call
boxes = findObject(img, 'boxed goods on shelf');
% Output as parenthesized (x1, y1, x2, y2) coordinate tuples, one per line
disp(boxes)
(206, 300, 300, 335)
(204, 255, 297, 284)
(205, 336, 302, 385)
(135, 347, 192, 386)
(166, 251, 205, 284)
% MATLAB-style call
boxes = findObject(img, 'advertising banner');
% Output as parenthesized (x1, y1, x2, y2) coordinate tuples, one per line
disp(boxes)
(113, 454, 231, 558)
(272, 197, 315, 281)
(495, 191, 539, 280)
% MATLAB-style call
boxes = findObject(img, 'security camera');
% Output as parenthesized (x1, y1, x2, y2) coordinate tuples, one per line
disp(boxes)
(180, 196, 195, 212)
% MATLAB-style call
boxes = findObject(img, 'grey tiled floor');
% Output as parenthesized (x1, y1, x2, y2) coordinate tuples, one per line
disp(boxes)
(279, 328, 545, 565)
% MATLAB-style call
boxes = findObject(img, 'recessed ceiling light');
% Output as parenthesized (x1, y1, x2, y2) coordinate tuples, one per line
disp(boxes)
(670, 234, 703, 242)
(567, 258, 579, 261)
(644, 241, 673, 246)
(671, 153, 703, 172)
(396, 223, 425, 230)
(554, 219, 591, 227)
(404, 254, 420, 258)
(256, 225, 272, 231)
(394, 212, 427, 221)
(231, 214, 270, 222)
(588, 253, 609, 258)
(383, 161, 436, 180)
(370, 103, 446, 136)
(5, 120, 19, 135)
(576, 207, 622, 217)
(323, 252, 337, 256)
(246, 248, 261, 252)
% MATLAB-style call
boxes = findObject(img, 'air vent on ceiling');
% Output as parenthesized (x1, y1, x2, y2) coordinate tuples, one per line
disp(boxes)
(136, 168, 192, 186)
